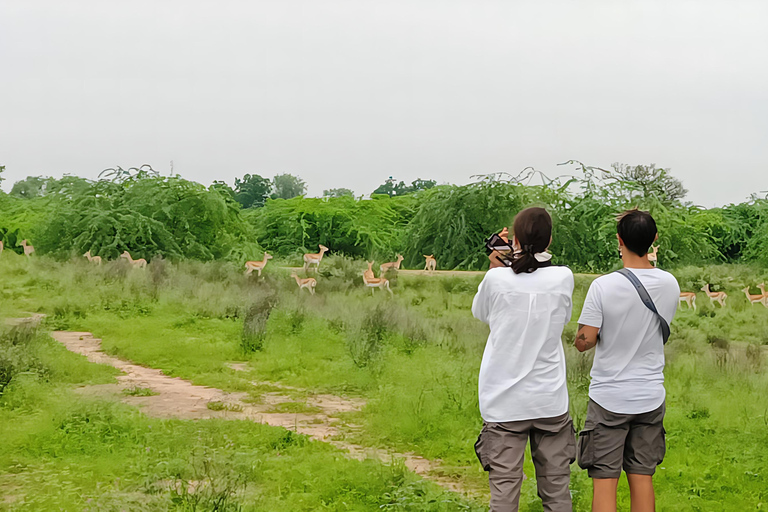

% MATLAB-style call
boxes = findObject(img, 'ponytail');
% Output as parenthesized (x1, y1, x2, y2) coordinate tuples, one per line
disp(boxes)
(509, 207, 552, 274)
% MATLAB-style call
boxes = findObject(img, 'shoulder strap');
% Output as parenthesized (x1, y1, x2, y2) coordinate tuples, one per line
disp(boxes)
(616, 268, 671, 345)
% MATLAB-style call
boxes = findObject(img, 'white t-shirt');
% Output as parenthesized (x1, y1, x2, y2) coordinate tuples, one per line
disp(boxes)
(472, 266, 574, 423)
(578, 268, 680, 414)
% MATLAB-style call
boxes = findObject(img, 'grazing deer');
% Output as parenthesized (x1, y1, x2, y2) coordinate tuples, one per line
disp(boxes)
(363, 261, 393, 296)
(290, 273, 317, 295)
(83, 250, 102, 265)
(701, 284, 727, 308)
(423, 254, 436, 272)
(679, 292, 697, 310)
(120, 251, 147, 269)
(758, 283, 768, 303)
(19, 239, 35, 257)
(244, 252, 273, 277)
(742, 286, 768, 308)
(303, 244, 329, 272)
(380, 255, 404, 273)
(648, 245, 659, 267)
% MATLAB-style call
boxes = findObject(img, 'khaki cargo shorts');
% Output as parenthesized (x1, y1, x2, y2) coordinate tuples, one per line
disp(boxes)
(577, 399, 666, 479)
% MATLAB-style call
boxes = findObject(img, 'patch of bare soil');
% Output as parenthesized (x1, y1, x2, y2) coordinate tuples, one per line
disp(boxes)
(53, 331, 482, 498)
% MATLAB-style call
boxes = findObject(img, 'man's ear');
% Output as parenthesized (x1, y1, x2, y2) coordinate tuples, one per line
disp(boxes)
(654, 233, 659, 242)
(617, 234, 624, 247)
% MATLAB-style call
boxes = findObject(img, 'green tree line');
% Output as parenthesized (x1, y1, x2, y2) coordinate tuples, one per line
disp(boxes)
(1, 163, 767, 271)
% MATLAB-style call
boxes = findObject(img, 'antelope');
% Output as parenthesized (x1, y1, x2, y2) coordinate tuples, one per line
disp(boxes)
(244, 252, 272, 277)
(423, 254, 436, 272)
(303, 244, 329, 272)
(701, 284, 727, 308)
(19, 239, 35, 257)
(0, 240, 3, 257)
(758, 283, 768, 302)
(290, 273, 317, 295)
(380, 254, 404, 273)
(679, 292, 697, 310)
(742, 286, 768, 308)
(83, 250, 102, 265)
(120, 250, 147, 269)
(648, 245, 659, 267)
(363, 261, 393, 296)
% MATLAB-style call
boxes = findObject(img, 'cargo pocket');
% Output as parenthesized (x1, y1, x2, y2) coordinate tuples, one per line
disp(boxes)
(656, 427, 667, 465)
(577, 429, 595, 469)
(566, 421, 577, 465)
(474, 424, 492, 472)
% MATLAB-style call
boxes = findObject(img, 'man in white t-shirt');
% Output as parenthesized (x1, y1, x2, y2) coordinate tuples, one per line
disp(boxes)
(574, 209, 680, 512)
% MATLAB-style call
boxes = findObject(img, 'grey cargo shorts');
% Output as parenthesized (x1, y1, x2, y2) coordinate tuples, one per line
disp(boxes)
(577, 399, 666, 479)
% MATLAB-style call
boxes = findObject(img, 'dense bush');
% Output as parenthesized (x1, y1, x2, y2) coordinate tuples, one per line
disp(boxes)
(4, 162, 768, 272)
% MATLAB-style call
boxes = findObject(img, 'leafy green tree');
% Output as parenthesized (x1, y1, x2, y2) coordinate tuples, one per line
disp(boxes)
(0, 165, 5, 188)
(323, 188, 354, 198)
(373, 177, 436, 197)
(210, 180, 236, 199)
(272, 174, 306, 200)
(234, 174, 272, 208)
(610, 163, 688, 204)
(10, 176, 48, 198)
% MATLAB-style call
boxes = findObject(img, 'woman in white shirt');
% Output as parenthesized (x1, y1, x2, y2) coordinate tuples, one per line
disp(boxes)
(472, 207, 576, 512)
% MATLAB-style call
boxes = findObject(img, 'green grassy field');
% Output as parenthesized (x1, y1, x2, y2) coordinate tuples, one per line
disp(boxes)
(1, 252, 768, 510)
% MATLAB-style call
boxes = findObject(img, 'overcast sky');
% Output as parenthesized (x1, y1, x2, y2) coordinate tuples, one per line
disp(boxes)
(1, 1, 766, 206)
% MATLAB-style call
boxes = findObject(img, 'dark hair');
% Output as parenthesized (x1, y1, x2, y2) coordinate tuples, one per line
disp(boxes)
(510, 207, 552, 274)
(617, 208, 657, 257)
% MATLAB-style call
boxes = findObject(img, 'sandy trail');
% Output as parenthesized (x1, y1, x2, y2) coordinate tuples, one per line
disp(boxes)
(52, 331, 482, 498)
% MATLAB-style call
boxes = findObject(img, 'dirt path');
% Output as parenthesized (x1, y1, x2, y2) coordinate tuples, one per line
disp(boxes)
(52, 331, 483, 498)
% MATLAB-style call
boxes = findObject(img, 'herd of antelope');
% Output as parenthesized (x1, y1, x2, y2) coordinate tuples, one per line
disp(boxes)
(243, 245, 438, 296)
(678, 283, 768, 310)
(5, 238, 768, 308)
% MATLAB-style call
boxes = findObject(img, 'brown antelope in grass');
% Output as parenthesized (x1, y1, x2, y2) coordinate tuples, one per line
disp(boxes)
(303, 244, 329, 272)
(244, 252, 272, 277)
(758, 283, 768, 303)
(701, 284, 727, 308)
(290, 273, 317, 295)
(648, 245, 659, 267)
(380, 255, 404, 273)
(742, 286, 768, 307)
(679, 292, 697, 310)
(19, 239, 35, 257)
(120, 251, 147, 269)
(363, 261, 393, 296)
(423, 254, 436, 272)
(83, 250, 102, 265)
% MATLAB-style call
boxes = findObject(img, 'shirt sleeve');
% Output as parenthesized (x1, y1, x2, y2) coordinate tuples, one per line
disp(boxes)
(472, 273, 493, 324)
(578, 279, 603, 328)
(564, 270, 575, 322)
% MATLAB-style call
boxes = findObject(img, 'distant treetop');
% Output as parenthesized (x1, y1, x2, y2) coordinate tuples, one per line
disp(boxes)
(372, 177, 436, 197)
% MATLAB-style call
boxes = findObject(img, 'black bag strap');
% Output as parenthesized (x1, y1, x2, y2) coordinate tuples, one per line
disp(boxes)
(616, 268, 671, 345)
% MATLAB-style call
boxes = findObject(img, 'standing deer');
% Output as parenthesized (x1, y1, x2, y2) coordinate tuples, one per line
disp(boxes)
(303, 244, 329, 272)
(648, 245, 659, 267)
(244, 252, 273, 277)
(19, 239, 35, 257)
(380, 255, 404, 273)
(701, 284, 727, 308)
(120, 251, 147, 269)
(363, 261, 393, 296)
(423, 254, 436, 273)
(679, 292, 697, 310)
(83, 250, 102, 265)
(742, 286, 768, 308)
(290, 273, 317, 295)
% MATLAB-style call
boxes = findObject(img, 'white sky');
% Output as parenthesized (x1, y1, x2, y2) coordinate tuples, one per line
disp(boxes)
(1, 1, 767, 206)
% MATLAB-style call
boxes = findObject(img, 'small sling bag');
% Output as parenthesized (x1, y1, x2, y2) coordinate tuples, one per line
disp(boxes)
(616, 268, 671, 345)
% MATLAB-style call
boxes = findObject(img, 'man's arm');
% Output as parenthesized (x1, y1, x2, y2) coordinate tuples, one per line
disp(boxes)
(575, 324, 600, 352)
